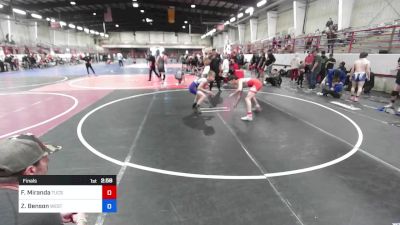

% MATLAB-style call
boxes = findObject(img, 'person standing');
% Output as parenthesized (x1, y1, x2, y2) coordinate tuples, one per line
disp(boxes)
(383, 57, 400, 112)
(0, 134, 87, 225)
(326, 18, 333, 28)
(83, 54, 95, 75)
(349, 52, 371, 102)
(265, 49, 276, 77)
(290, 53, 301, 82)
(147, 52, 159, 81)
(117, 53, 124, 67)
(326, 53, 336, 71)
(319, 51, 328, 83)
(156, 51, 168, 81)
(209, 49, 222, 91)
(256, 52, 266, 81)
(309, 49, 322, 90)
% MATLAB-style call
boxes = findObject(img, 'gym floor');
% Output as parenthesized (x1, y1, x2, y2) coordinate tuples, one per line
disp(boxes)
(1, 61, 399, 225)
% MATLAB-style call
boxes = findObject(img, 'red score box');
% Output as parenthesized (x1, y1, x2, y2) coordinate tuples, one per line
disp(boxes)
(102, 185, 117, 199)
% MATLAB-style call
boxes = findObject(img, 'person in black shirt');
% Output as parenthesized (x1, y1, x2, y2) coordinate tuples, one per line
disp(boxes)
(209, 50, 222, 91)
(83, 55, 95, 75)
(265, 49, 276, 79)
(326, 18, 333, 28)
(384, 57, 400, 112)
(326, 53, 336, 70)
(147, 53, 159, 81)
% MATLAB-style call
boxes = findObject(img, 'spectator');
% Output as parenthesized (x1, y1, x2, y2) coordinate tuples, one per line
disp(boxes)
(249, 52, 260, 76)
(265, 49, 276, 76)
(309, 49, 322, 90)
(305, 35, 313, 51)
(221, 55, 230, 78)
(326, 18, 333, 28)
(236, 51, 245, 68)
(117, 53, 124, 67)
(304, 51, 315, 84)
(297, 61, 306, 88)
(290, 54, 301, 82)
(319, 51, 328, 83)
(383, 57, 400, 113)
(327, 30, 336, 53)
(265, 68, 282, 87)
(0, 134, 86, 225)
(256, 52, 266, 80)
(326, 53, 336, 71)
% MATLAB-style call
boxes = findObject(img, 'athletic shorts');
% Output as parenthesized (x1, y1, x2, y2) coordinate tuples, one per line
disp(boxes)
(248, 79, 263, 92)
(352, 72, 367, 82)
(189, 82, 198, 95)
(158, 66, 165, 73)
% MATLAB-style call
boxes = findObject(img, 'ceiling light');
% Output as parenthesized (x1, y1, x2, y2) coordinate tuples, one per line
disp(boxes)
(95, 31, 99, 35)
(140, 10, 144, 13)
(68, 24, 76, 29)
(59, 21, 67, 26)
(257, 0, 267, 7)
(191, 4, 196, 8)
(31, 13, 42, 19)
(182, 26, 186, 29)
(230, 17, 236, 23)
(133, 3, 139, 8)
(13, 8, 27, 15)
(50, 18, 56, 22)
(115, 24, 119, 27)
(145, 18, 153, 23)
(237, 12, 243, 18)
(77, 26, 83, 31)
(100, 33, 105, 37)
(92, 12, 96, 16)
(245, 7, 254, 15)
(70, 1, 76, 5)
(0, 4, 3, 9)
(84, 28, 89, 33)
(89, 30, 95, 34)
(184, 21, 188, 24)
(224, 21, 230, 25)
(132, 0, 137, 1)
(105, 34, 109, 38)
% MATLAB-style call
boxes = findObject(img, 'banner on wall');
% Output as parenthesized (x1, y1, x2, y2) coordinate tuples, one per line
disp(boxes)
(216, 24, 224, 31)
(167, 6, 175, 24)
(104, 7, 113, 22)
(50, 22, 61, 29)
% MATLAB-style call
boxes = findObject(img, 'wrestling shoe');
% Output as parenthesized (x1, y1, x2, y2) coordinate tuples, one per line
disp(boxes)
(241, 116, 253, 121)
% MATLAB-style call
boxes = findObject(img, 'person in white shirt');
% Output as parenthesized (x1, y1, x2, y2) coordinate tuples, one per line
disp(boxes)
(221, 55, 230, 78)
(117, 53, 123, 67)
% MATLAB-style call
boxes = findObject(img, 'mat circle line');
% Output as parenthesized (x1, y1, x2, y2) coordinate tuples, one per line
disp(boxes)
(0, 76, 68, 90)
(77, 90, 363, 180)
(0, 92, 79, 139)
